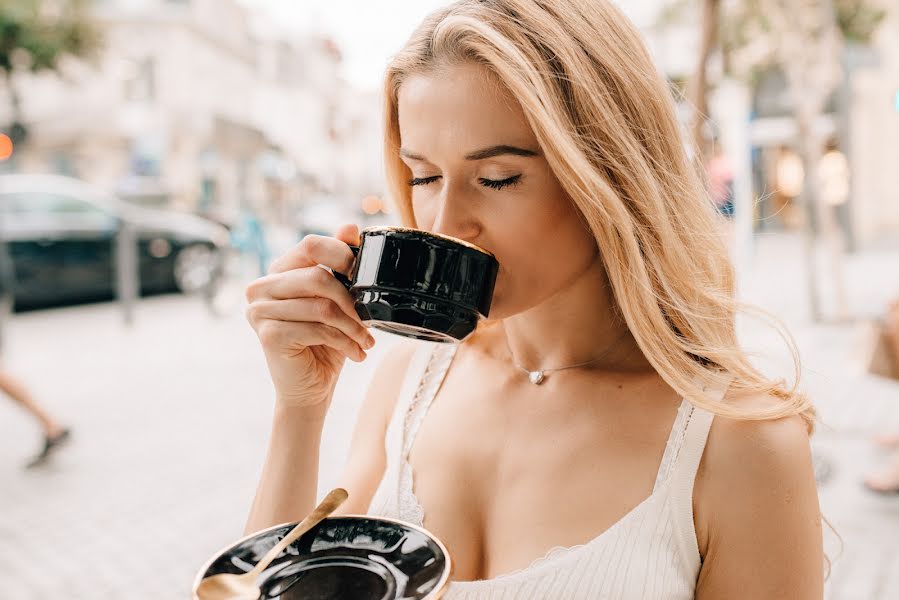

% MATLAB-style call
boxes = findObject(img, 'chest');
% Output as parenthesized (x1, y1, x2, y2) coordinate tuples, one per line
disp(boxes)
(405, 367, 680, 582)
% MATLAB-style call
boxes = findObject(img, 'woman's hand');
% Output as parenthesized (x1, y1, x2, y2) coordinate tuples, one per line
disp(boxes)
(245, 224, 376, 412)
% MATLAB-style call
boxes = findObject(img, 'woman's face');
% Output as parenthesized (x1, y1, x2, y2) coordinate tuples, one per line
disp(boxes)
(397, 61, 598, 319)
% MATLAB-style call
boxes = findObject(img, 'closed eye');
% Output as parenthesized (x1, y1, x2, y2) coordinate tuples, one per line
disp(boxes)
(409, 175, 441, 186)
(479, 174, 521, 190)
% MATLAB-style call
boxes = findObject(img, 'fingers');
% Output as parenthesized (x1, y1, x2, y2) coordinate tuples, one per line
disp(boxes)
(255, 319, 368, 362)
(248, 297, 375, 351)
(334, 223, 360, 246)
(268, 232, 357, 276)
(247, 267, 360, 319)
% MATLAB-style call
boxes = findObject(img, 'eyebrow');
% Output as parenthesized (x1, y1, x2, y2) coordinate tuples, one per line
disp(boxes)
(399, 144, 540, 162)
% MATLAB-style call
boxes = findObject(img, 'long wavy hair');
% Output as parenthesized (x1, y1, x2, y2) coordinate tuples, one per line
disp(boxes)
(382, 0, 815, 430)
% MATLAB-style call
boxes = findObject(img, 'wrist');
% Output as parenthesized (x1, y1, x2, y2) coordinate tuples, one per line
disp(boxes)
(272, 402, 329, 426)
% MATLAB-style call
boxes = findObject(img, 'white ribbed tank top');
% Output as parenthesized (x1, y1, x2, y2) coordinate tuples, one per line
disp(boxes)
(368, 342, 722, 600)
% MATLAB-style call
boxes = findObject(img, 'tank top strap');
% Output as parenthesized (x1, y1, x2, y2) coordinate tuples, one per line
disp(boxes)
(393, 341, 438, 421)
(369, 341, 451, 519)
(652, 397, 695, 493)
(378, 343, 433, 476)
(671, 378, 731, 488)
(402, 342, 458, 459)
(668, 376, 732, 569)
(367, 342, 457, 523)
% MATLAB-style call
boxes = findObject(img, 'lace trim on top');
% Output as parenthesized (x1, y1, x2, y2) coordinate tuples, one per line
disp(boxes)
(396, 344, 457, 527)
(653, 396, 696, 491)
(392, 344, 703, 584)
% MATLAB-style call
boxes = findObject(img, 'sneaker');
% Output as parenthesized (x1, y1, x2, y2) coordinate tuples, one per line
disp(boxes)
(864, 464, 899, 495)
(25, 428, 71, 469)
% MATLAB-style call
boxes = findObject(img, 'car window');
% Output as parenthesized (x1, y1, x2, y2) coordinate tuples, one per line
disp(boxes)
(0, 192, 118, 234)
(2, 193, 107, 216)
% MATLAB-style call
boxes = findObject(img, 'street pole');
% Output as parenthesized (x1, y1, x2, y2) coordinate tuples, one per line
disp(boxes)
(115, 219, 138, 326)
(0, 194, 13, 339)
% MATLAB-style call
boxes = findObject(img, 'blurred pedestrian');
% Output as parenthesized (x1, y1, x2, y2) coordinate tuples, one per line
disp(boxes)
(707, 141, 735, 219)
(0, 220, 71, 469)
(0, 369, 71, 469)
(865, 299, 899, 493)
(231, 208, 270, 277)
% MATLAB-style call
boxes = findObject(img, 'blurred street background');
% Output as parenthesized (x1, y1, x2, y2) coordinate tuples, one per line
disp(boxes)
(0, 1, 897, 599)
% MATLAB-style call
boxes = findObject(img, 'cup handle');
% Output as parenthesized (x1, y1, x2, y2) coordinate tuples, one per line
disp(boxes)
(333, 245, 360, 290)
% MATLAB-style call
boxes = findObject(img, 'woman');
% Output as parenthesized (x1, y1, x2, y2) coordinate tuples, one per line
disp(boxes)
(244, 1, 824, 597)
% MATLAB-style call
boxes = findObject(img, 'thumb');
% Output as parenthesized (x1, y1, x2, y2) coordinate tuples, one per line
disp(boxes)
(334, 223, 360, 246)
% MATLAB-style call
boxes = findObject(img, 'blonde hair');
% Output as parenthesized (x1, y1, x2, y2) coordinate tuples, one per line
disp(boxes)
(382, 0, 815, 430)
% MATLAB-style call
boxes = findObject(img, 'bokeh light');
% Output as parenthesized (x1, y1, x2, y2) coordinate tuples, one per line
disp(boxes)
(0, 133, 13, 161)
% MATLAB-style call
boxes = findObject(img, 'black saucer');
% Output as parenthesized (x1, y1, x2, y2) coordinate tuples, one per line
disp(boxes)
(195, 516, 451, 600)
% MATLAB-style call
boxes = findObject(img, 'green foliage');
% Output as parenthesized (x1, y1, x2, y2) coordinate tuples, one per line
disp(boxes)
(0, 0, 102, 76)
(654, 0, 693, 31)
(657, 0, 888, 66)
(835, 0, 887, 42)
(714, 0, 887, 82)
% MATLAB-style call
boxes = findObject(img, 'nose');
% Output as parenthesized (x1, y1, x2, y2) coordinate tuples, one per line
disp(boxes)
(431, 184, 480, 243)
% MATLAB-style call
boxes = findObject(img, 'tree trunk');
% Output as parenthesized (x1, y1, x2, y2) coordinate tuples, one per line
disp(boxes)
(768, 0, 849, 323)
(689, 0, 720, 163)
(794, 108, 824, 322)
(793, 100, 850, 322)
(2, 69, 23, 127)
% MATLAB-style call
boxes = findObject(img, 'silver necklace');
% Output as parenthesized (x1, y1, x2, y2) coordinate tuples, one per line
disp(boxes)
(505, 329, 629, 385)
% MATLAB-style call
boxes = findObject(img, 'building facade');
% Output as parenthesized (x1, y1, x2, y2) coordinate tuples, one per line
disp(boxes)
(849, 7, 899, 246)
(0, 0, 383, 230)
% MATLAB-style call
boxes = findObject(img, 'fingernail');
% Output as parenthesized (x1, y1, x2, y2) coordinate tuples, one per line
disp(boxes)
(365, 335, 376, 349)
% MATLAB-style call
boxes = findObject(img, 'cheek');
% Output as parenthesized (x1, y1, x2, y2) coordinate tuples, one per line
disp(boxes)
(490, 198, 596, 313)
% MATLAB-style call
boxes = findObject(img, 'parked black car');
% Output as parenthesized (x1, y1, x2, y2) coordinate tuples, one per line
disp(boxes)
(0, 174, 230, 311)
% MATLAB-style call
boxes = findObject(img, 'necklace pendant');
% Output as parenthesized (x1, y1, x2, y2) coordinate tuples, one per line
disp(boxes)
(528, 370, 546, 385)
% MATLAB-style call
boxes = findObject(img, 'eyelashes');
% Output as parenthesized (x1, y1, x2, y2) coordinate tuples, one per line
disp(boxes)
(408, 174, 522, 190)
(408, 175, 441, 186)
(479, 174, 521, 190)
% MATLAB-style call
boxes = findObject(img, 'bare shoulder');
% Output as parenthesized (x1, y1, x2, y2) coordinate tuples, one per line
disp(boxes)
(694, 390, 823, 599)
(698, 403, 815, 533)
(702, 391, 813, 482)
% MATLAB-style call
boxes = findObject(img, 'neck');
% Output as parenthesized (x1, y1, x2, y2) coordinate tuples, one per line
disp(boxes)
(498, 254, 650, 373)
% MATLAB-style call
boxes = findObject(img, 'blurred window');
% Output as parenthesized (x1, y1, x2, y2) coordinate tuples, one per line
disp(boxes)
(124, 58, 156, 102)
(1, 192, 117, 232)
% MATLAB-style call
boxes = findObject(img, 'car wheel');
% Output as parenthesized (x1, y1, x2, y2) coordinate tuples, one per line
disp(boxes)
(173, 243, 219, 293)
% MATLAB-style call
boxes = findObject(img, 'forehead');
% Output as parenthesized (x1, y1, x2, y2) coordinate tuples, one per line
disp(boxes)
(397, 62, 537, 154)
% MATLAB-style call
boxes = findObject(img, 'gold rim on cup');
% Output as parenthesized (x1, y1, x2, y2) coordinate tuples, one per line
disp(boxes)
(362, 226, 495, 258)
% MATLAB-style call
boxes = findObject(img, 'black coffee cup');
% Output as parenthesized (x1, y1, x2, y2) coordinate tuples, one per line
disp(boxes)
(334, 227, 499, 343)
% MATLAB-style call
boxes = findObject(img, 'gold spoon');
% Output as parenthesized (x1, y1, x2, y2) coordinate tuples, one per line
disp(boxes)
(195, 488, 349, 600)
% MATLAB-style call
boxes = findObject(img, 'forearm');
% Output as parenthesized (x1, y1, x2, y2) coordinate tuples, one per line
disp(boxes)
(244, 405, 327, 534)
